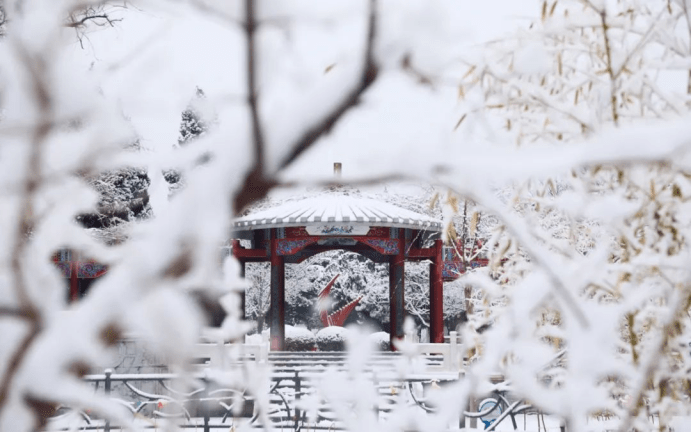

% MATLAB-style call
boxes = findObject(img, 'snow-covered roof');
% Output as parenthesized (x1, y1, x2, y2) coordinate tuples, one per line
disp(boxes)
(233, 194, 442, 232)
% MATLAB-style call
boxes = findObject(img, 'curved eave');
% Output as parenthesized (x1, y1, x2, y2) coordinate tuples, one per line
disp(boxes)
(232, 194, 443, 234)
(232, 218, 443, 233)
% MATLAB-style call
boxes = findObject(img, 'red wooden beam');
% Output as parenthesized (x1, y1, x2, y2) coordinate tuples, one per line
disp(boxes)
(232, 239, 268, 259)
(406, 247, 436, 259)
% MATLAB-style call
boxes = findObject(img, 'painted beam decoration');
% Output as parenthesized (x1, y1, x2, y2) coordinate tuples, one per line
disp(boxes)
(441, 240, 489, 281)
(76, 261, 109, 278)
(276, 238, 318, 256)
(306, 225, 370, 236)
(443, 261, 465, 280)
(360, 238, 400, 255)
(54, 262, 71, 278)
(52, 251, 108, 279)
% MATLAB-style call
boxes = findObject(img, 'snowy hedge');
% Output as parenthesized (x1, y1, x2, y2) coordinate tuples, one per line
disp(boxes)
(285, 325, 316, 351)
(368, 332, 390, 351)
(316, 326, 348, 351)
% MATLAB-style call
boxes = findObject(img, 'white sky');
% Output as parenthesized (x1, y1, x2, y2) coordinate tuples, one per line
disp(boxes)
(69, 1, 539, 198)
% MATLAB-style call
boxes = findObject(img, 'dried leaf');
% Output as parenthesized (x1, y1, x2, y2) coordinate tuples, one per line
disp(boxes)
(446, 224, 458, 244)
(550, 1, 558, 16)
(324, 63, 337, 74)
(429, 192, 440, 210)
(457, 85, 465, 100)
(453, 114, 467, 131)
(446, 193, 459, 213)
(469, 212, 479, 238)
(499, 239, 512, 258)
(557, 52, 563, 75)
(541, 0, 547, 21)
(462, 65, 476, 80)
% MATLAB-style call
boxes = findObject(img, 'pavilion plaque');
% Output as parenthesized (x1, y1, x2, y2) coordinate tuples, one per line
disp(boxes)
(306, 225, 370, 236)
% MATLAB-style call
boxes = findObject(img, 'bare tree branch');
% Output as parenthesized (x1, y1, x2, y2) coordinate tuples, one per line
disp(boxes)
(0, 47, 51, 420)
(233, 0, 380, 214)
(278, 0, 379, 171)
(65, 14, 121, 28)
(232, 0, 276, 214)
(0, 306, 32, 319)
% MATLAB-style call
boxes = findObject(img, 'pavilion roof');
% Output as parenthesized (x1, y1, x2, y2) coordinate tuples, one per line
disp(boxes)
(233, 194, 442, 232)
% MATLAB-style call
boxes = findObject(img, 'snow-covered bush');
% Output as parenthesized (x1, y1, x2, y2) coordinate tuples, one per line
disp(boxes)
(316, 327, 349, 352)
(284, 325, 316, 351)
(368, 332, 390, 352)
(77, 167, 151, 230)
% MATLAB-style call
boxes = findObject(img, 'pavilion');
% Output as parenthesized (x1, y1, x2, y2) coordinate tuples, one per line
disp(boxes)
(231, 192, 446, 351)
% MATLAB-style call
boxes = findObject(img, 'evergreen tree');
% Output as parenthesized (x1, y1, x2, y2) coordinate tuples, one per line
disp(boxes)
(77, 166, 151, 234)
(177, 87, 208, 146)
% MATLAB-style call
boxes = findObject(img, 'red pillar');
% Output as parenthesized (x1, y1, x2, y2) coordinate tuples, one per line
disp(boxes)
(69, 259, 79, 303)
(239, 260, 247, 321)
(430, 239, 444, 343)
(269, 230, 285, 351)
(389, 229, 406, 350)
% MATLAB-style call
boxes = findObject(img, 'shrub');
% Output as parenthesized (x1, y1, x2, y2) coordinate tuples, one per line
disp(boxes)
(316, 326, 348, 351)
(285, 325, 316, 351)
(368, 332, 390, 351)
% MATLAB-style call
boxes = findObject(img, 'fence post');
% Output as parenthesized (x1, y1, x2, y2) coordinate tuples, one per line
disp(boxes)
(202, 380, 210, 432)
(449, 331, 458, 371)
(372, 375, 379, 421)
(294, 371, 301, 431)
(104, 369, 112, 432)
(468, 396, 477, 429)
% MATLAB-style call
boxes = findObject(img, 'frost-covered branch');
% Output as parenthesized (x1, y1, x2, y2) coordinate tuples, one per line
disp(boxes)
(234, 0, 380, 213)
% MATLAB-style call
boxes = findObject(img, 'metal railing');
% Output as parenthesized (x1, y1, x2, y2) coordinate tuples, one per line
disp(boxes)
(44, 336, 534, 432)
(45, 365, 469, 431)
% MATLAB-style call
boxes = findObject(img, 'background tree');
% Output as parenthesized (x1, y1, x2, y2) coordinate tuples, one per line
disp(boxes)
(444, 0, 691, 429)
(245, 263, 270, 333)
